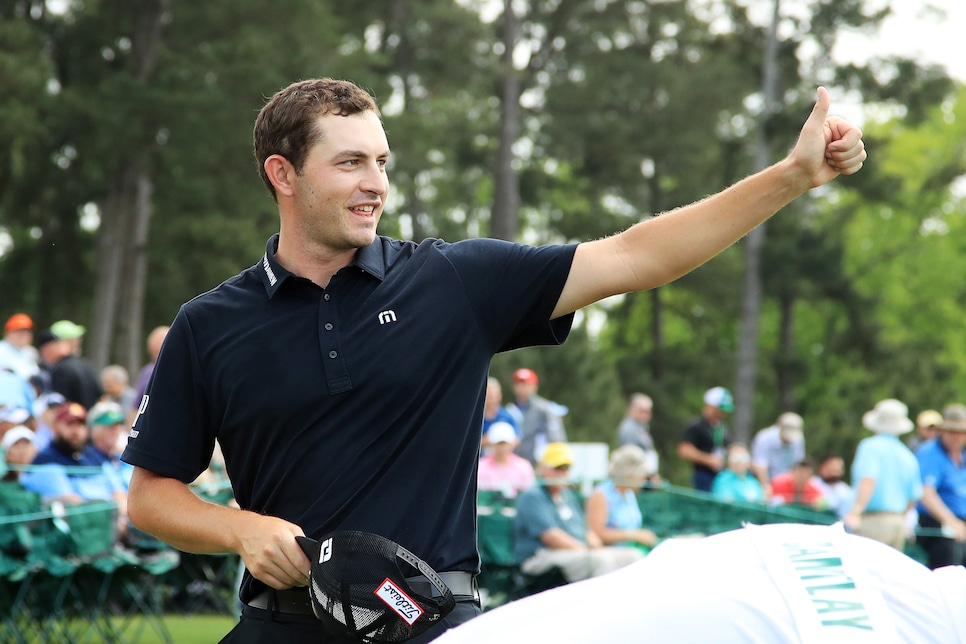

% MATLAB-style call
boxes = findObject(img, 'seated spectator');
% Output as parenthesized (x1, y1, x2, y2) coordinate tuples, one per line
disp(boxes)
(769, 458, 826, 509)
(2, 425, 38, 482)
(83, 401, 133, 488)
(0, 406, 35, 440)
(811, 454, 853, 517)
(514, 442, 642, 583)
(712, 443, 765, 504)
(30, 391, 66, 451)
(477, 421, 535, 499)
(21, 402, 127, 507)
(586, 445, 658, 551)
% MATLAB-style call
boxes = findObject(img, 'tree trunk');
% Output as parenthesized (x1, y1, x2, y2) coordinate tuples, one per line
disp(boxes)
(777, 292, 796, 410)
(733, 0, 781, 443)
(88, 0, 168, 373)
(490, 0, 521, 241)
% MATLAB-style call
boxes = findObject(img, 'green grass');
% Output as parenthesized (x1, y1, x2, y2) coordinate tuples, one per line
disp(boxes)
(131, 613, 238, 643)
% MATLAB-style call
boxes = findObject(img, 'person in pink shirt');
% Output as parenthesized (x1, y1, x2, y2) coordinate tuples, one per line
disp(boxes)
(478, 422, 535, 499)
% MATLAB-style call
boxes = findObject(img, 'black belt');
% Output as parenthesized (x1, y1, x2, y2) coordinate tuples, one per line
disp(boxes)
(246, 571, 478, 615)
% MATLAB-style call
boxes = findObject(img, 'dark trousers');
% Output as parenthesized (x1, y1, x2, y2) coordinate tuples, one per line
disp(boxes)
(220, 598, 482, 643)
(918, 512, 964, 569)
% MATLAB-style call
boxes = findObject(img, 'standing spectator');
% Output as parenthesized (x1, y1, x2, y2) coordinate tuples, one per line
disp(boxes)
(843, 399, 922, 551)
(712, 443, 764, 504)
(0, 370, 36, 416)
(100, 364, 137, 412)
(480, 376, 518, 448)
(750, 412, 805, 490)
(506, 368, 567, 465)
(615, 393, 660, 480)
(586, 445, 659, 551)
(677, 386, 733, 492)
(0, 313, 40, 381)
(909, 408, 943, 452)
(916, 403, 966, 569)
(811, 454, 853, 518)
(128, 325, 169, 426)
(35, 329, 70, 394)
(477, 421, 535, 499)
(769, 458, 826, 509)
(514, 443, 642, 582)
(47, 321, 102, 410)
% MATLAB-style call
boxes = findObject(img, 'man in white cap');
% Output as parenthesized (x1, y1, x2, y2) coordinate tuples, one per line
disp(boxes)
(434, 522, 966, 644)
(677, 386, 733, 492)
(844, 399, 922, 551)
(751, 411, 806, 493)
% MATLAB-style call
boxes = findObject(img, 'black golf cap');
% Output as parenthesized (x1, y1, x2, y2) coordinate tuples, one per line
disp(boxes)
(297, 531, 456, 642)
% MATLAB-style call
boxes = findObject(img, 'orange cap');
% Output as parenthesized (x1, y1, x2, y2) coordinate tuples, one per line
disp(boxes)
(5, 313, 33, 333)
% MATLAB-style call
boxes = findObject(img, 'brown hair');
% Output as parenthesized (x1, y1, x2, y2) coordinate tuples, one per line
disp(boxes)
(253, 78, 381, 200)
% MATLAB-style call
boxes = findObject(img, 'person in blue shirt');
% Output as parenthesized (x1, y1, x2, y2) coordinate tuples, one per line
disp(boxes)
(843, 399, 922, 551)
(586, 444, 659, 551)
(712, 443, 765, 504)
(916, 402, 966, 569)
(480, 376, 519, 448)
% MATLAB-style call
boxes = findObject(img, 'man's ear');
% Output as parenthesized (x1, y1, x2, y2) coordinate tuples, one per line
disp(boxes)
(265, 154, 296, 198)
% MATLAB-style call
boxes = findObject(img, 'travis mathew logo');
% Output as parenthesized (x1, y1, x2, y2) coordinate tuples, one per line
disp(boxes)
(378, 310, 397, 325)
(374, 578, 423, 625)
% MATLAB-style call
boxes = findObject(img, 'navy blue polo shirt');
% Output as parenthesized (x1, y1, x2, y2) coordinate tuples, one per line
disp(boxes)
(122, 233, 576, 600)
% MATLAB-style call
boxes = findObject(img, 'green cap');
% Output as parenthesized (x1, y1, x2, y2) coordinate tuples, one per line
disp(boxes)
(50, 320, 86, 340)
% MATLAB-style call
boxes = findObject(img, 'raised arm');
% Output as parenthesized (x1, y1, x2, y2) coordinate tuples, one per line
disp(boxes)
(127, 467, 311, 589)
(552, 87, 865, 319)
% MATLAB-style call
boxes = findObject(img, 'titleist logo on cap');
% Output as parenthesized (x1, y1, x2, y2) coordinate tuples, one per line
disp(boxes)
(373, 578, 423, 625)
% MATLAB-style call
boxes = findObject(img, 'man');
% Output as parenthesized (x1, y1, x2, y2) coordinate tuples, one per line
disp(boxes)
(916, 403, 966, 569)
(812, 454, 853, 517)
(769, 458, 826, 509)
(677, 386, 734, 492)
(505, 368, 567, 465)
(128, 325, 169, 426)
(480, 376, 518, 448)
(21, 402, 127, 509)
(0, 313, 40, 381)
(84, 401, 133, 488)
(100, 365, 137, 414)
(844, 399, 922, 551)
(47, 321, 103, 409)
(908, 408, 942, 452)
(751, 411, 806, 490)
(514, 442, 641, 582)
(434, 523, 966, 643)
(615, 393, 660, 477)
(121, 78, 864, 642)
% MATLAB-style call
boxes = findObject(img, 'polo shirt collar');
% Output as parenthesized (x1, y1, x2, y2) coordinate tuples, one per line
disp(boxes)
(260, 234, 387, 298)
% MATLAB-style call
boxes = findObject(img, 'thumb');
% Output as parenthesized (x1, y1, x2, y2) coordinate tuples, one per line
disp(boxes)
(805, 86, 831, 129)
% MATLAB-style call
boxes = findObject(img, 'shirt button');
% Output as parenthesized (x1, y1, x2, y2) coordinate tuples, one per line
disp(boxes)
(324, 323, 333, 331)
(328, 350, 338, 359)
(323, 294, 331, 301)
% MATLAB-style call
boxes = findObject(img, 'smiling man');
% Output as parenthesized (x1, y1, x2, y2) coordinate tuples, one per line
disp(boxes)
(122, 78, 866, 643)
